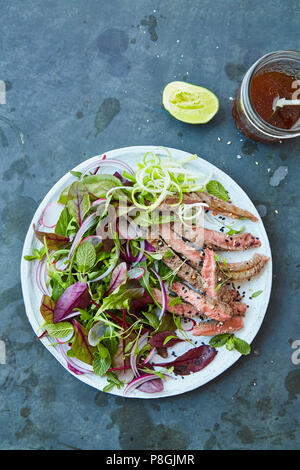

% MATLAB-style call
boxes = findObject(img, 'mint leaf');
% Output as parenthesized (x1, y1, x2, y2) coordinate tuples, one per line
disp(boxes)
(206, 180, 229, 202)
(76, 241, 96, 272)
(209, 334, 231, 348)
(142, 309, 160, 330)
(226, 336, 235, 351)
(44, 321, 74, 339)
(93, 344, 111, 376)
(55, 206, 71, 237)
(233, 337, 251, 355)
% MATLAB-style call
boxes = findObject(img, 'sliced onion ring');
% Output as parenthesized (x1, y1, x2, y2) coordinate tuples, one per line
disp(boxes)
(128, 267, 145, 280)
(89, 245, 120, 283)
(68, 213, 98, 260)
(150, 268, 167, 321)
(40, 202, 64, 229)
(58, 343, 94, 375)
(124, 374, 166, 395)
(36, 258, 50, 296)
(81, 158, 134, 178)
(130, 333, 149, 377)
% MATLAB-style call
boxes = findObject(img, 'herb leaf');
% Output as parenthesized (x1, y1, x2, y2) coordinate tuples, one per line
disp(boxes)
(209, 333, 251, 355)
(44, 321, 74, 339)
(102, 371, 124, 392)
(251, 290, 263, 298)
(206, 180, 229, 202)
(55, 206, 71, 237)
(76, 241, 96, 272)
(93, 344, 111, 376)
(233, 337, 251, 355)
(24, 246, 46, 261)
(209, 333, 231, 348)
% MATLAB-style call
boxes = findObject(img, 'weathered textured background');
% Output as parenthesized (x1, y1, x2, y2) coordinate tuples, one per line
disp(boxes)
(0, 0, 299, 450)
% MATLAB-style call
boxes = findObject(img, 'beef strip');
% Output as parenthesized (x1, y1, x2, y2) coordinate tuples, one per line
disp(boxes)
(149, 238, 205, 292)
(192, 316, 244, 336)
(160, 191, 258, 222)
(171, 282, 233, 322)
(152, 288, 202, 319)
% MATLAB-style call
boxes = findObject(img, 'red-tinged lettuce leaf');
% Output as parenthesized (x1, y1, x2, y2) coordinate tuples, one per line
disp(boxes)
(53, 281, 91, 323)
(33, 224, 70, 250)
(40, 295, 55, 323)
(154, 345, 217, 376)
(70, 320, 97, 365)
(149, 331, 184, 349)
(130, 292, 154, 313)
(67, 181, 90, 226)
(111, 339, 135, 384)
(107, 262, 127, 295)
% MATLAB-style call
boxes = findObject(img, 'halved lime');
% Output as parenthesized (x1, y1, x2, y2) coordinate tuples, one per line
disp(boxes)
(162, 81, 219, 124)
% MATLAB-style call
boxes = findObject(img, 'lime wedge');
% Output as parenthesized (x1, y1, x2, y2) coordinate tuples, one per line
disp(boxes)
(162, 81, 219, 124)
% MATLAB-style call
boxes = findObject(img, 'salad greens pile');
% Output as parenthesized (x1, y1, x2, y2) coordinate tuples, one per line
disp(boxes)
(24, 150, 245, 395)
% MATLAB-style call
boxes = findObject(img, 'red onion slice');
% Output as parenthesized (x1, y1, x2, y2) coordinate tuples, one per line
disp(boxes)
(81, 158, 134, 178)
(40, 202, 64, 229)
(130, 333, 149, 377)
(36, 258, 50, 296)
(80, 235, 103, 247)
(138, 378, 164, 393)
(53, 256, 70, 272)
(131, 240, 145, 266)
(89, 245, 119, 283)
(143, 346, 157, 365)
(90, 198, 106, 208)
(58, 343, 94, 375)
(150, 268, 167, 321)
(180, 317, 197, 331)
(128, 267, 145, 280)
(68, 213, 98, 260)
(124, 374, 165, 395)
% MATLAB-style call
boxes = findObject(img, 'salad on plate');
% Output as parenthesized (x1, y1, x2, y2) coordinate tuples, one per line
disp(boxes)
(24, 149, 270, 395)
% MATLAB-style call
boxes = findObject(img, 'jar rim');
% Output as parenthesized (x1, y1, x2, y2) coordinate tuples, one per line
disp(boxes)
(242, 50, 300, 137)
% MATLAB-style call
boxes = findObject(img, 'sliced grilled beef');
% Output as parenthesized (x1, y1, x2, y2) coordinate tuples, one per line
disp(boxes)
(149, 238, 205, 292)
(152, 288, 202, 318)
(171, 282, 233, 322)
(187, 227, 261, 251)
(192, 316, 244, 336)
(219, 253, 269, 281)
(160, 191, 258, 222)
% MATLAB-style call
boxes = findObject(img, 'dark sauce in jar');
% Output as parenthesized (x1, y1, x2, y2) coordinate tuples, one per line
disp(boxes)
(250, 71, 300, 129)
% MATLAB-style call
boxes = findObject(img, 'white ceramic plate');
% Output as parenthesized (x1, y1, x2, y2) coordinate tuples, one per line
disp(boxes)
(20, 146, 272, 398)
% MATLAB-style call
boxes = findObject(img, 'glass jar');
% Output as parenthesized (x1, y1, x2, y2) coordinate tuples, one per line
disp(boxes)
(232, 50, 300, 143)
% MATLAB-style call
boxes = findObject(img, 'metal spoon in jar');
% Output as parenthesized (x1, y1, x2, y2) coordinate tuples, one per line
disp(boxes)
(272, 96, 300, 112)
